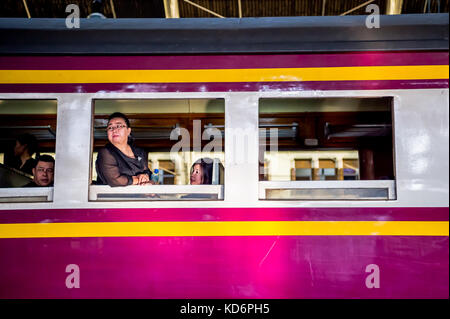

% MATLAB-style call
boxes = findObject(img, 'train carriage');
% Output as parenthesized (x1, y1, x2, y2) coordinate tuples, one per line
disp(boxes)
(0, 13, 448, 298)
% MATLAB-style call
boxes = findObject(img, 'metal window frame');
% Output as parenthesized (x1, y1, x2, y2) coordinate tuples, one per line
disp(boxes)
(0, 187, 53, 202)
(89, 93, 228, 202)
(0, 97, 57, 202)
(89, 184, 223, 201)
(259, 180, 396, 200)
(257, 93, 397, 201)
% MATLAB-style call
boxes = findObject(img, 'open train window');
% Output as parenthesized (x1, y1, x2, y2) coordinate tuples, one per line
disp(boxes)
(259, 97, 396, 200)
(0, 99, 57, 202)
(89, 99, 224, 201)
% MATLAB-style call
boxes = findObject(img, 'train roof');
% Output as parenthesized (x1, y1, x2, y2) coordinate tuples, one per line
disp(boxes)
(0, 13, 448, 55)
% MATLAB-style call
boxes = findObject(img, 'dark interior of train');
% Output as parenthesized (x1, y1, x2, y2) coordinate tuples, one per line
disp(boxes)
(0, 100, 57, 188)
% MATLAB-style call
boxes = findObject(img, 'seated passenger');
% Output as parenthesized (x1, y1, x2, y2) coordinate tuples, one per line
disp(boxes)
(10, 133, 38, 175)
(181, 158, 218, 199)
(25, 155, 54, 187)
(190, 158, 214, 185)
(95, 112, 153, 187)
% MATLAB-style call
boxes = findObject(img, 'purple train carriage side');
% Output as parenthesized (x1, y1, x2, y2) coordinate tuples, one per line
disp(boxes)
(0, 13, 448, 298)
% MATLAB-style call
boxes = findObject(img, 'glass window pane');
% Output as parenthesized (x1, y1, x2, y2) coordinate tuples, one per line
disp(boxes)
(265, 188, 389, 200)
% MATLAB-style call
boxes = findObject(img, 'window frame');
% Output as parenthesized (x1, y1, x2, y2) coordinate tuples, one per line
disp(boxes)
(0, 98, 58, 203)
(0, 186, 53, 203)
(88, 97, 226, 202)
(258, 96, 397, 201)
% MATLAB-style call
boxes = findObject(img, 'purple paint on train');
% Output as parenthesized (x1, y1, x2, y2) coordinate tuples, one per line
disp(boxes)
(0, 236, 447, 298)
(0, 79, 448, 93)
(0, 52, 447, 69)
(0, 207, 448, 224)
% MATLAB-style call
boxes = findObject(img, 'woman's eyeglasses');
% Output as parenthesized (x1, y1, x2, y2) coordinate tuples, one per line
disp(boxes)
(106, 124, 127, 131)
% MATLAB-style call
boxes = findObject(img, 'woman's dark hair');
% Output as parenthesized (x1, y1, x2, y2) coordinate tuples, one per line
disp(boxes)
(16, 133, 38, 156)
(107, 112, 134, 145)
(191, 158, 214, 185)
(108, 112, 130, 128)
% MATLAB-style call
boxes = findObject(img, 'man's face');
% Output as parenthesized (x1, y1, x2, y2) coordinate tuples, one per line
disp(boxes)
(32, 161, 54, 187)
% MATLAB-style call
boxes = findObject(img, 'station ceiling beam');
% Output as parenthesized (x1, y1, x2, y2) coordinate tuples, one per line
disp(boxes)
(386, 0, 404, 14)
(340, 0, 376, 16)
(238, 0, 242, 18)
(163, 0, 180, 18)
(183, 0, 225, 18)
(22, 0, 31, 18)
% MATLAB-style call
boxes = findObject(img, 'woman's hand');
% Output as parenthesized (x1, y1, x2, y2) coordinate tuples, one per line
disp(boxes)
(136, 173, 150, 185)
(132, 174, 152, 185)
(139, 180, 156, 185)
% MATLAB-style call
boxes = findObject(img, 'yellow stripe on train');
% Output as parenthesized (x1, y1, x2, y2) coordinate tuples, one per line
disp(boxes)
(0, 65, 448, 84)
(0, 221, 448, 238)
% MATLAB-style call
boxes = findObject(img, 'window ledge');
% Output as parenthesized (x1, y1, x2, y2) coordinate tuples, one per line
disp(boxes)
(0, 187, 53, 203)
(89, 184, 224, 201)
(259, 180, 396, 200)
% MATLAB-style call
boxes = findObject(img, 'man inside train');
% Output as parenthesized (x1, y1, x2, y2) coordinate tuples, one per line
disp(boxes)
(25, 155, 55, 187)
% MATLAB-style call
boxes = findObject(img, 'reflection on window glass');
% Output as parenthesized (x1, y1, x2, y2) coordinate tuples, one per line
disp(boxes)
(343, 159, 359, 180)
(293, 159, 312, 181)
(0, 100, 57, 188)
(318, 159, 336, 180)
(157, 160, 175, 185)
(266, 150, 359, 181)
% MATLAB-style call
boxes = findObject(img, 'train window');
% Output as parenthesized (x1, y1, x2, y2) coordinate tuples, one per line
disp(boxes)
(0, 99, 57, 202)
(259, 97, 396, 200)
(318, 159, 337, 180)
(292, 159, 312, 181)
(343, 159, 359, 180)
(155, 160, 176, 185)
(89, 99, 225, 201)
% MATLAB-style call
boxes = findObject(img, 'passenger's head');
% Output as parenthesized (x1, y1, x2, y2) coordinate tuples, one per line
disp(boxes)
(32, 155, 55, 187)
(14, 133, 37, 157)
(106, 112, 132, 146)
(190, 158, 213, 185)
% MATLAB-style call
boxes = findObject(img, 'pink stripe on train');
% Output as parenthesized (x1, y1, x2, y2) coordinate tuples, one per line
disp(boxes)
(0, 207, 447, 224)
(0, 79, 448, 93)
(0, 52, 447, 70)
